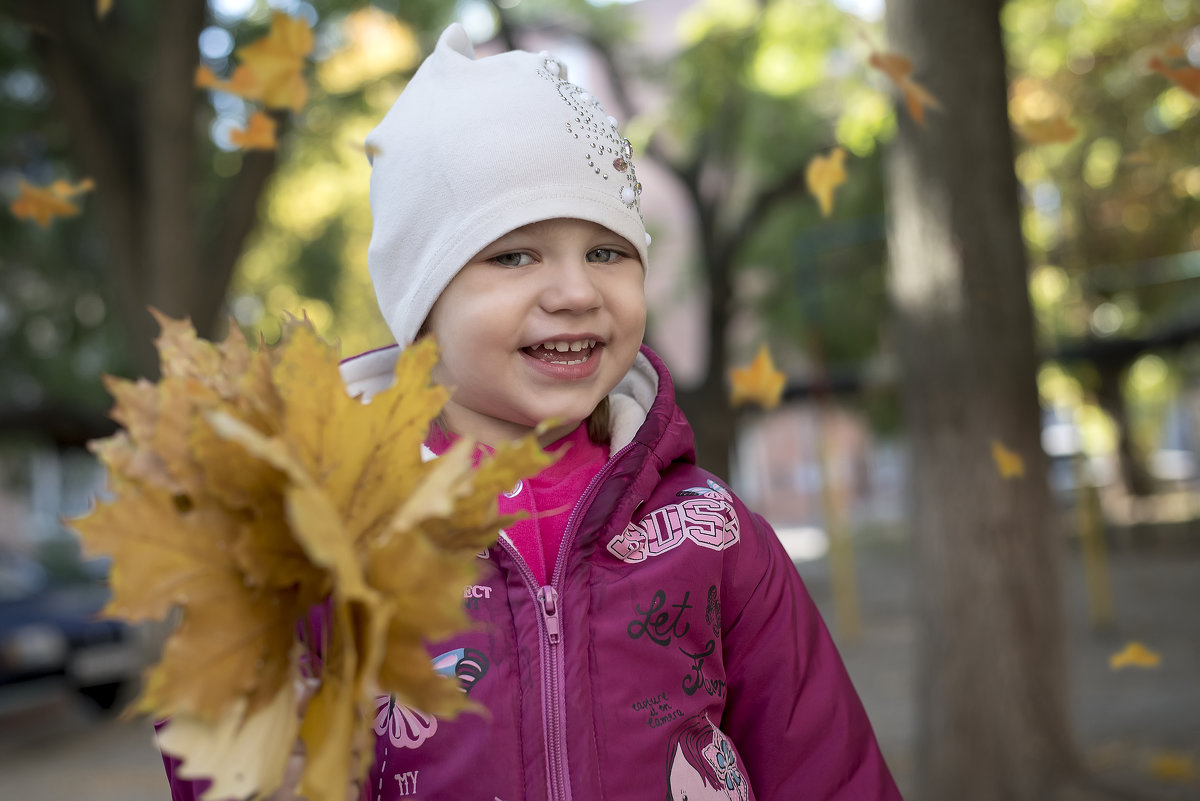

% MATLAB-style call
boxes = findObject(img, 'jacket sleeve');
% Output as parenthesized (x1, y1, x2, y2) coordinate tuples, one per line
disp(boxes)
(719, 510, 903, 800)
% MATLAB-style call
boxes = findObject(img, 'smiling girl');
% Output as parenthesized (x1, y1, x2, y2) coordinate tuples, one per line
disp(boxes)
(161, 23, 902, 801)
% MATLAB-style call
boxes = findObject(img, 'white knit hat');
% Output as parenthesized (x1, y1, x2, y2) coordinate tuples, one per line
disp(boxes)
(365, 23, 649, 347)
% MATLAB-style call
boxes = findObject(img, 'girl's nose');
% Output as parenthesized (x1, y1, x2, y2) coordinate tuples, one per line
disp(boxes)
(539, 257, 602, 313)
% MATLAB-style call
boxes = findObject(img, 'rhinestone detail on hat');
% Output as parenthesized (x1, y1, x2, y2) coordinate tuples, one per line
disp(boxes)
(538, 58, 643, 215)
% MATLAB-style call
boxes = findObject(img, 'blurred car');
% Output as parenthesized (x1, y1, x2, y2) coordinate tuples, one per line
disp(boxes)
(0, 552, 144, 711)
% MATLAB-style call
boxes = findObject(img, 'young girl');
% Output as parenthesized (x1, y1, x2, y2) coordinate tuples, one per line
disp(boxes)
(162, 23, 902, 801)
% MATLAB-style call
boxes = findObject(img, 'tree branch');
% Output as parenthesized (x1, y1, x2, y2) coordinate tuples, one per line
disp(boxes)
(7, 0, 64, 36)
(142, 0, 206, 316)
(202, 143, 280, 336)
(721, 160, 809, 265)
(29, 22, 141, 308)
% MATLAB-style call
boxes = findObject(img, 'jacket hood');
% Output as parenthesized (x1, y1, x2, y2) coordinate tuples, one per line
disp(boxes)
(338, 343, 695, 464)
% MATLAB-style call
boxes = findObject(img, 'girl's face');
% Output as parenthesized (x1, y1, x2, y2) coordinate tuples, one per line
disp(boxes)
(424, 218, 646, 447)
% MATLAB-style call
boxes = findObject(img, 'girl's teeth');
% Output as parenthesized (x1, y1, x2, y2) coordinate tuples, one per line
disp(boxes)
(538, 340, 596, 352)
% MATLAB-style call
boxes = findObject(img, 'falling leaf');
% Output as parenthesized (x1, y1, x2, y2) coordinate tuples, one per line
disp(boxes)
(806, 147, 847, 218)
(990, 440, 1025, 479)
(729, 345, 786, 410)
(9, 177, 95, 228)
(195, 12, 313, 111)
(1109, 641, 1161, 669)
(1015, 114, 1078, 145)
(868, 50, 941, 126)
(1148, 752, 1198, 784)
(71, 314, 554, 801)
(195, 64, 262, 98)
(97, 0, 113, 18)
(230, 111, 278, 151)
(1149, 54, 1200, 98)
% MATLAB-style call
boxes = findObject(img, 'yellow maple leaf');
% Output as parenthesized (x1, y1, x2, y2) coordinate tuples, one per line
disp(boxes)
(729, 345, 786, 410)
(195, 12, 312, 111)
(990, 439, 1024, 479)
(235, 11, 313, 111)
(71, 313, 554, 801)
(158, 677, 301, 801)
(97, 0, 113, 18)
(1109, 641, 1161, 670)
(868, 50, 941, 127)
(195, 64, 262, 98)
(230, 110, 278, 151)
(1015, 115, 1078, 145)
(9, 177, 95, 228)
(806, 147, 847, 218)
(1148, 752, 1198, 784)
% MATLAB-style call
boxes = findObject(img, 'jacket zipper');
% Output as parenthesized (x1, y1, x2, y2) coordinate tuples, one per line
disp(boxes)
(537, 584, 566, 800)
(500, 440, 637, 801)
(499, 544, 573, 801)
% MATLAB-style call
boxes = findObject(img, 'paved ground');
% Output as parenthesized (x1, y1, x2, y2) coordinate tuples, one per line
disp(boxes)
(796, 533, 1200, 800)
(0, 534, 1196, 801)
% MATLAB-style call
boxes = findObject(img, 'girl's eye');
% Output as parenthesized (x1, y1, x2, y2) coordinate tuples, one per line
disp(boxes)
(491, 252, 533, 268)
(587, 247, 623, 263)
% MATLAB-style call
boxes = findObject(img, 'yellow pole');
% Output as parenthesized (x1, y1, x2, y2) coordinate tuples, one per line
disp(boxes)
(817, 402, 862, 642)
(1074, 450, 1115, 630)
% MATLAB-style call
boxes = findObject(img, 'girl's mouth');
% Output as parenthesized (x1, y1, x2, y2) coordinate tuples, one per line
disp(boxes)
(522, 339, 599, 366)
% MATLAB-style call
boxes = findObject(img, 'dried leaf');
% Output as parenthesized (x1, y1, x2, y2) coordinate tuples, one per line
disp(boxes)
(1149, 54, 1200, 98)
(9, 177, 94, 228)
(70, 314, 554, 801)
(1110, 641, 1161, 669)
(806, 147, 847, 218)
(990, 439, 1025, 479)
(158, 677, 301, 801)
(868, 50, 941, 126)
(1015, 115, 1078, 145)
(230, 110, 278, 151)
(195, 12, 312, 111)
(195, 64, 261, 98)
(729, 345, 786, 410)
(236, 12, 313, 111)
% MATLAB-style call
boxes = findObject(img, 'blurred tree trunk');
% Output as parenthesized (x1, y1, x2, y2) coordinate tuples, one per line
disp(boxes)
(14, 1, 277, 378)
(883, 1, 1091, 800)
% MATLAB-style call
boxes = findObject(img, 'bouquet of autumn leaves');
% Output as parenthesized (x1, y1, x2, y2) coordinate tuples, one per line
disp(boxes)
(72, 312, 553, 801)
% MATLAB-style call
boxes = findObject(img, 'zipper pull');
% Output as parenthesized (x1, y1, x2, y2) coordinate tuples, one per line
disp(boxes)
(537, 586, 561, 644)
